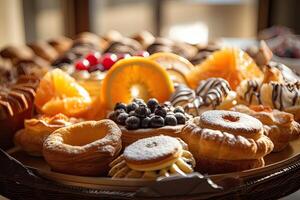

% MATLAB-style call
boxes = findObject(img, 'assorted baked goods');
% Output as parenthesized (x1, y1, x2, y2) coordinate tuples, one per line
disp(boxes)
(180, 110, 274, 173)
(1, 30, 300, 181)
(43, 120, 122, 176)
(109, 98, 191, 146)
(14, 113, 81, 156)
(231, 105, 300, 152)
(109, 135, 195, 179)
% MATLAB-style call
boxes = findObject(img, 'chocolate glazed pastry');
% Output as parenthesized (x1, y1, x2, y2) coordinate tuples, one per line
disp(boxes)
(0, 75, 39, 149)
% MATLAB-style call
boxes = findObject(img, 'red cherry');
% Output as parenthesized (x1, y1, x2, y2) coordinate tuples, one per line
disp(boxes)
(135, 51, 150, 57)
(75, 59, 90, 70)
(85, 52, 100, 66)
(117, 53, 131, 60)
(101, 53, 118, 70)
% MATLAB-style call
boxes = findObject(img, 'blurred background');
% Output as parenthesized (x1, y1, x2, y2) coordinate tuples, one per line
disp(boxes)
(0, 0, 300, 48)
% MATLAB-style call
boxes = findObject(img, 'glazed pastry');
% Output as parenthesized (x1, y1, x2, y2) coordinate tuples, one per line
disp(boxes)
(246, 40, 273, 67)
(0, 75, 39, 149)
(268, 61, 300, 83)
(0, 59, 16, 84)
(237, 80, 300, 121)
(109, 135, 195, 179)
(48, 36, 72, 54)
(231, 105, 300, 152)
(0, 45, 35, 63)
(43, 120, 122, 176)
(109, 98, 191, 146)
(132, 30, 155, 48)
(28, 42, 59, 62)
(14, 57, 51, 78)
(170, 78, 237, 116)
(180, 110, 274, 173)
(14, 114, 81, 156)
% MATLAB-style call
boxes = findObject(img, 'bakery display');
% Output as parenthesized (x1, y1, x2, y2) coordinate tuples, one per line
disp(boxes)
(231, 105, 300, 152)
(43, 120, 122, 176)
(108, 98, 191, 146)
(109, 135, 195, 179)
(180, 110, 273, 173)
(14, 113, 81, 156)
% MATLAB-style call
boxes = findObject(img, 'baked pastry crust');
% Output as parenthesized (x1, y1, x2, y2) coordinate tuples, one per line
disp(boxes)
(180, 111, 273, 173)
(14, 114, 80, 156)
(43, 120, 122, 176)
(231, 105, 300, 152)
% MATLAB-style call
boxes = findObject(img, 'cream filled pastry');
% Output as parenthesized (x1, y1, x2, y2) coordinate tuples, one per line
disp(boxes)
(170, 78, 237, 116)
(108, 135, 195, 179)
(237, 80, 300, 120)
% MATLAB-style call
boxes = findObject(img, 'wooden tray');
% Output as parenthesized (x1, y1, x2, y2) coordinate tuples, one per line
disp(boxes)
(0, 140, 300, 199)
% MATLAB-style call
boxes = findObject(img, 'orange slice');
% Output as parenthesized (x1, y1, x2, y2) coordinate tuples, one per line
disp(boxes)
(186, 48, 263, 90)
(35, 69, 92, 117)
(101, 57, 174, 110)
(149, 52, 193, 84)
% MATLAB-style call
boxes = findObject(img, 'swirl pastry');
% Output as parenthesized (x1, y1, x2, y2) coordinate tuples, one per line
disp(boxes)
(43, 120, 122, 176)
(231, 105, 300, 152)
(108, 135, 195, 179)
(180, 110, 273, 173)
(170, 78, 237, 116)
(14, 114, 81, 156)
(237, 80, 300, 121)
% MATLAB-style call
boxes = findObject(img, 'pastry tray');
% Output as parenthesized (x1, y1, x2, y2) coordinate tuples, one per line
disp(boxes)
(2, 139, 300, 199)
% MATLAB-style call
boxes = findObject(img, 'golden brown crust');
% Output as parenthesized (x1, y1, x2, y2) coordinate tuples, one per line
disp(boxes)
(43, 120, 122, 176)
(28, 42, 58, 62)
(180, 117, 273, 161)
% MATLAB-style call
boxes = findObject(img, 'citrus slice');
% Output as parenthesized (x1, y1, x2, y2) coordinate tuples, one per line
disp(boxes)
(186, 48, 263, 90)
(149, 52, 193, 84)
(101, 57, 174, 110)
(35, 69, 92, 117)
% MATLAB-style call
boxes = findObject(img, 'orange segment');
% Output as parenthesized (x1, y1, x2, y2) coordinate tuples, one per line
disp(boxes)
(35, 69, 92, 117)
(101, 57, 174, 110)
(186, 48, 263, 90)
(149, 52, 193, 84)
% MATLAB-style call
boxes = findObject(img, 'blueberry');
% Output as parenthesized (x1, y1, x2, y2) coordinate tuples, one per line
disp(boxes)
(114, 102, 127, 111)
(175, 113, 186, 124)
(147, 98, 159, 111)
(108, 109, 125, 121)
(165, 115, 177, 126)
(141, 117, 151, 128)
(125, 116, 140, 130)
(133, 98, 146, 106)
(108, 112, 116, 121)
(173, 106, 185, 114)
(117, 112, 128, 125)
(128, 110, 136, 117)
(126, 102, 138, 113)
(135, 105, 151, 118)
(150, 115, 164, 128)
(154, 106, 167, 118)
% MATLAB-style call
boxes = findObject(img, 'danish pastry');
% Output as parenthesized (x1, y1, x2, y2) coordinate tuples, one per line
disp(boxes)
(231, 105, 300, 151)
(43, 120, 122, 176)
(108, 135, 195, 179)
(14, 114, 81, 156)
(180, 110, 274, 173)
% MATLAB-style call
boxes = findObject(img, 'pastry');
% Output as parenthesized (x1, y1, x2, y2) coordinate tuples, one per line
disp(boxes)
(48, 36, 72, 54)
(186, 48, 263, 90)
(28, 42, 59, 62)
(108, 135, 195, 179)
(0, 75, 39, 149)
(237, 80, 300, 121)
(34, 69, 92, 118)
(43, 120, 122, 176)
(170, 78, 237, 116)
(0, 45, 35, 63)
(180, 110, 274, 173)
(149, 52, 194, 84)
(0, 59, 17, 84)
(100, 57, 174, 110)
(231, 105, 300, 152)
(131, 30, 155, 48)
(14, 114, 81, 156)
(109, 98, 191, 147)
(14, 57, 52, 78)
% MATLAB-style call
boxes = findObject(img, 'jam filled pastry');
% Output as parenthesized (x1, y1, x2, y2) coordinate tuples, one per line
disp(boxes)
(237, 80, 300, 121)
(108, 135, 195, 179)
(231, 105, 300, 152)
(180, 110, 274, 174)
(170, 78, 237, 116)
